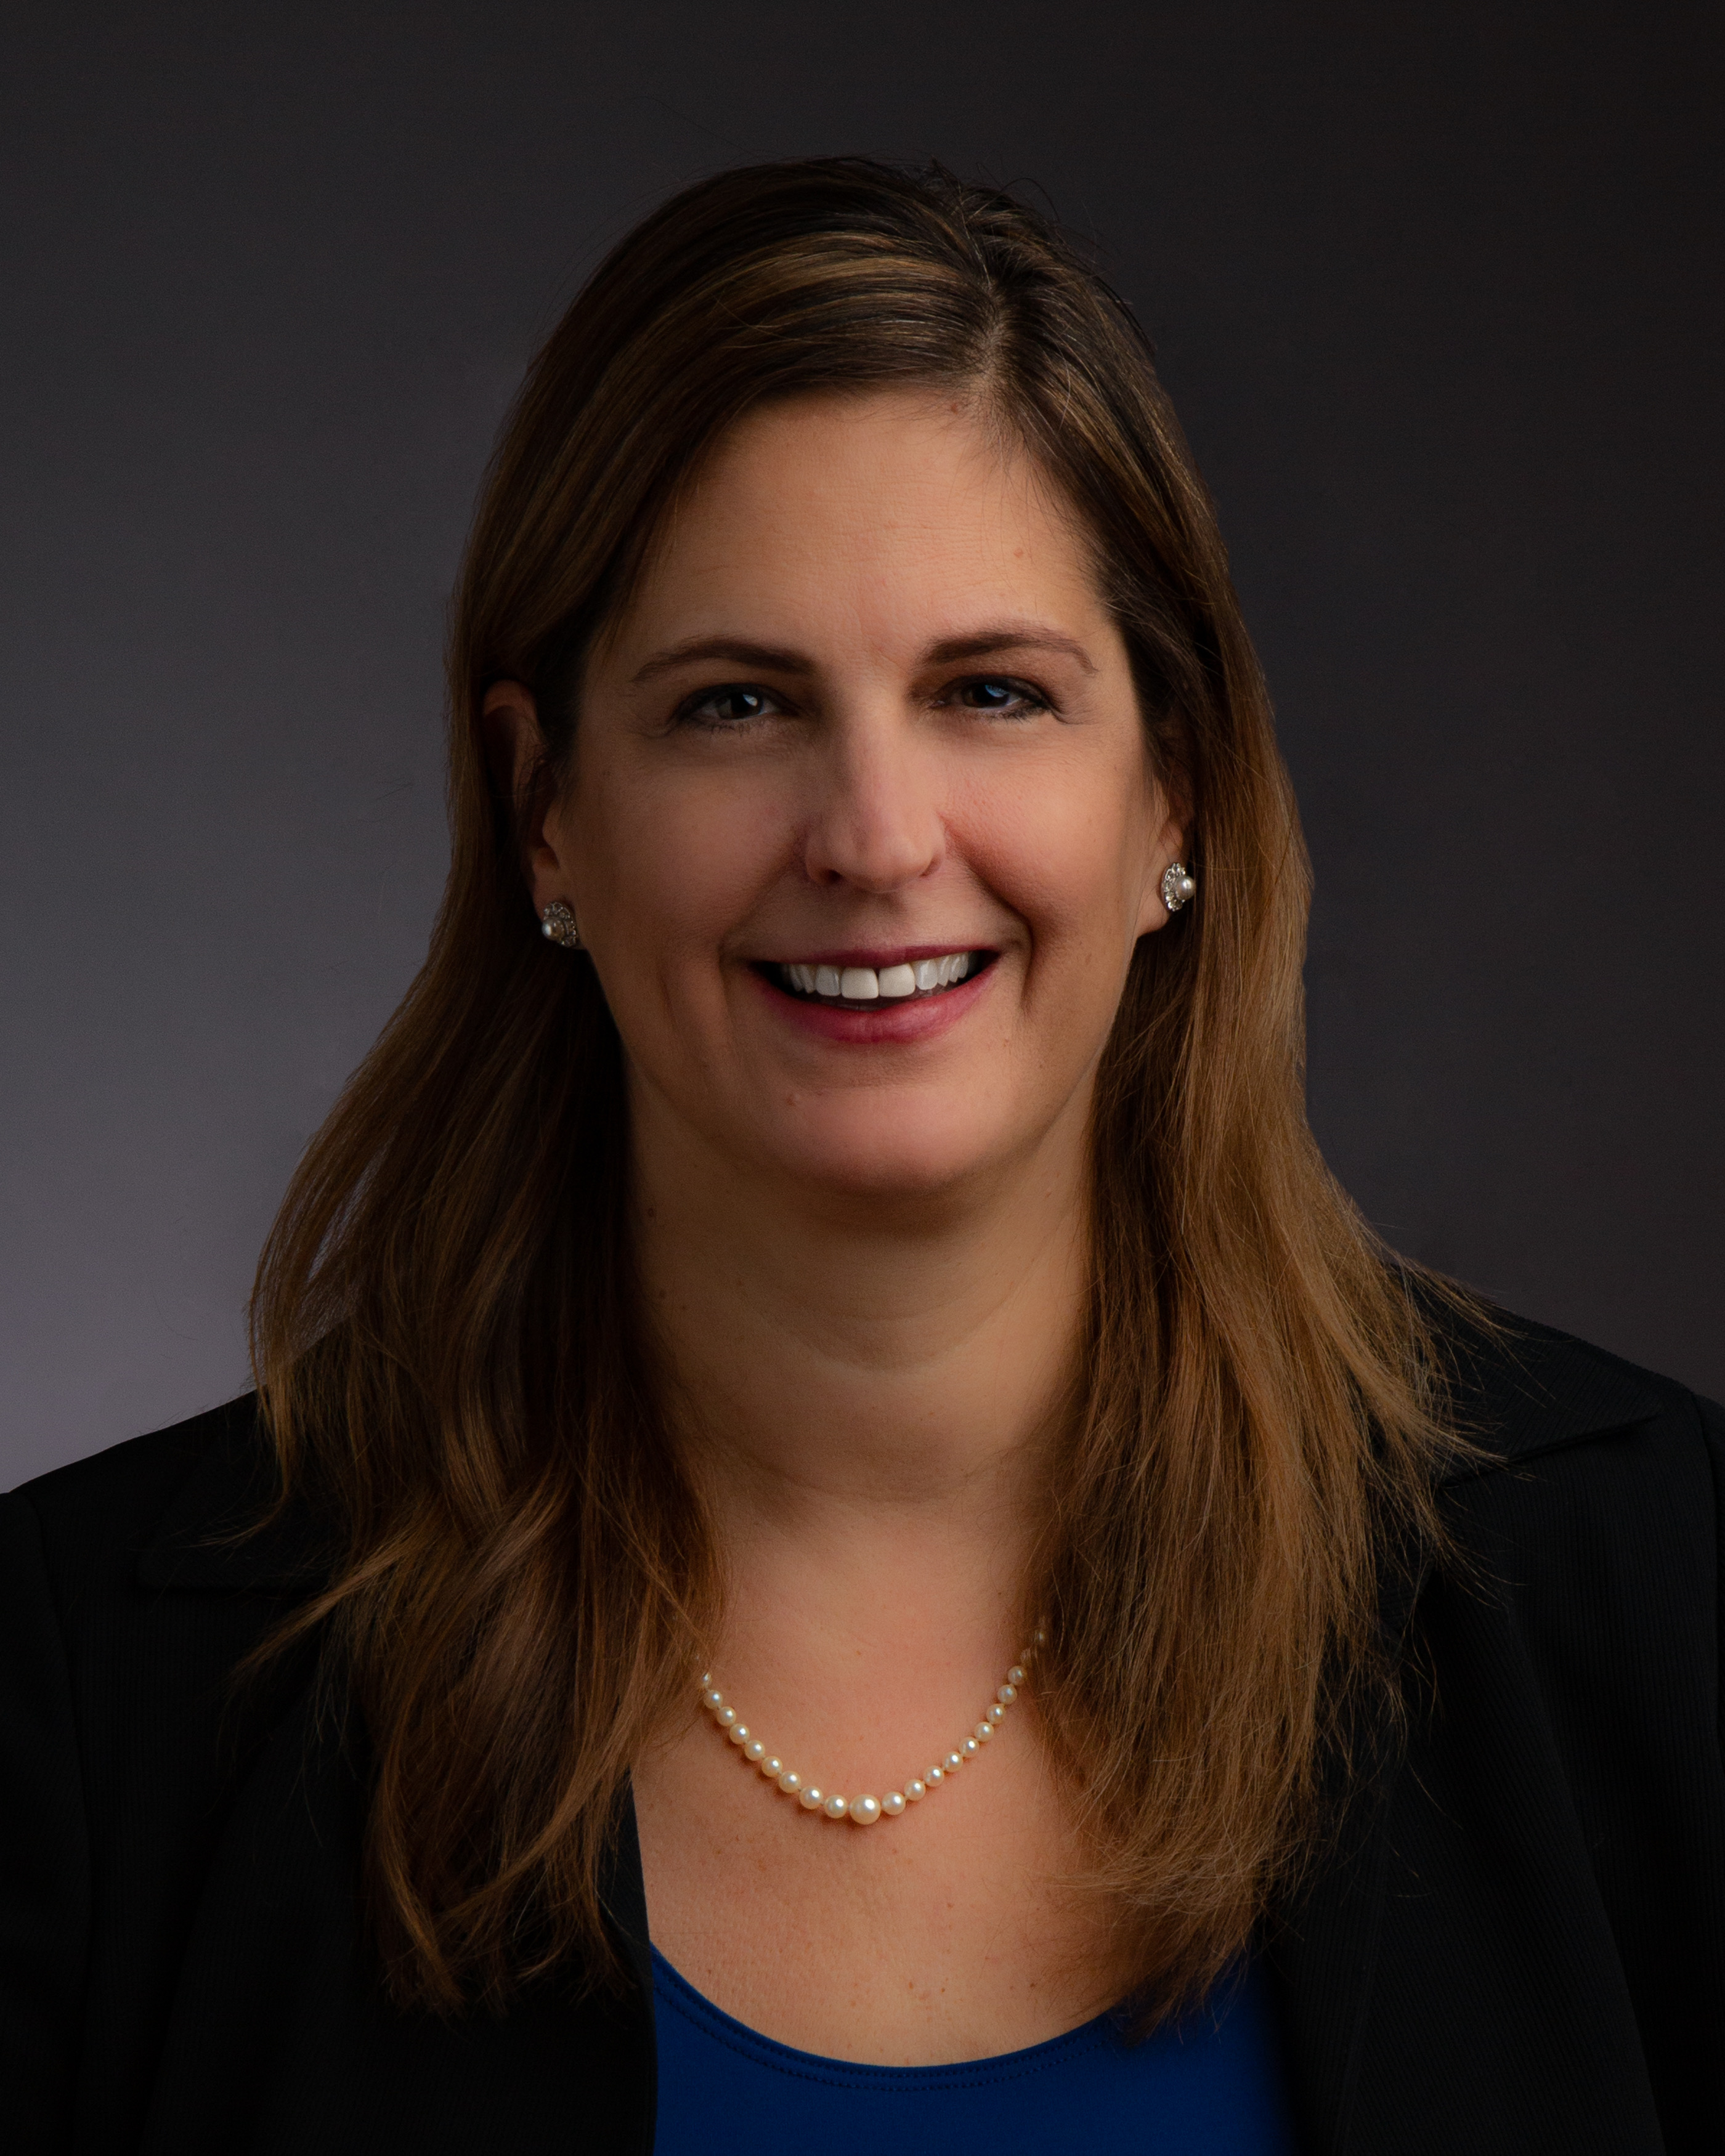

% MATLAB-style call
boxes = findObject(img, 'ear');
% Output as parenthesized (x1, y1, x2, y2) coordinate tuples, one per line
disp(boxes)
(481, 681, 574, 912)
(1132, 779, 1190, 941)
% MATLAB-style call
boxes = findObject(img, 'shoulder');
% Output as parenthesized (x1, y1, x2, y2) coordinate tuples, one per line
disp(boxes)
(2, 1394, 319, 1770)
(2, 1395, 324, 1925)
(1414, 1302, 1721, 1698)
(1, 1401, 340, 2141)
(5, 1393, 319, 1636)
(1429, 1301, 1721, 1539)
(7, 1395, 270, 1599)
(1280, 1310, 1724, 2146)
(1431, 1298, 1714, 1472)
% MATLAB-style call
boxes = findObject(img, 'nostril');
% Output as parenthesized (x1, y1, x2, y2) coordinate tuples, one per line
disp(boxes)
(800, 784, 947, 894)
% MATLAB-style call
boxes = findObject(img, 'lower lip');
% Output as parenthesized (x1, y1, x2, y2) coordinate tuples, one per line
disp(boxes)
(749, 963, 994, 1044)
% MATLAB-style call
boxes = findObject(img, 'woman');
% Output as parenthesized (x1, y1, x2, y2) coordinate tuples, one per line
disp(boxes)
(3, 158, 1719, 2155)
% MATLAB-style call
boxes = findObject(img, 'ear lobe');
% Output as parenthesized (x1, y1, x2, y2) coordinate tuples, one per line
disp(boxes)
(1134, 800, 1190, 941)
(1135, 875, 1172, 941)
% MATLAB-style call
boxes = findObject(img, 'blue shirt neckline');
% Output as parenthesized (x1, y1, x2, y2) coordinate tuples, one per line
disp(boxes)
(651, 1942, 1129, 2092)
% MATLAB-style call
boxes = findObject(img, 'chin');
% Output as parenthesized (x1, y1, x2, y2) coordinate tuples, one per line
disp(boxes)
(754, 1093, 1018, 1204)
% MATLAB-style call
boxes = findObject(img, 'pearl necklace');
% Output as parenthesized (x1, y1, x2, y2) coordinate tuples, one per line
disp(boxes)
(699, 1630, 1044, 1827)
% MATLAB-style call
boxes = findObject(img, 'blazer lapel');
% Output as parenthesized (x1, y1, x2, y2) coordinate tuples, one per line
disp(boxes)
(134, 1660, 657, 2155)
(1268, 1313, 1671, 2155)
(1264, 1534, 1422, 2154)
(132, 1407, 658, 2156)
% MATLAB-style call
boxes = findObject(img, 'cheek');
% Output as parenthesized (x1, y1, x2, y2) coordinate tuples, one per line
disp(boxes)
(572, 756, 785, 971)
(960, 748, 1156, 954)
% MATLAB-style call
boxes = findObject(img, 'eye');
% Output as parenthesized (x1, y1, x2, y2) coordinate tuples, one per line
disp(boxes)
(948, 676, 1052, 718)
(677, 683, 784, 728)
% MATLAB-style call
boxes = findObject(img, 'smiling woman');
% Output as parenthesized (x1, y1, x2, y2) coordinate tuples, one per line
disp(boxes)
(4, 159, 1721, 2156)
(485, 389, 1183, 1193)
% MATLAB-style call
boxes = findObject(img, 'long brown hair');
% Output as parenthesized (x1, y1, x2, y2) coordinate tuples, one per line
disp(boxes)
(251, 157, 1466, 2022)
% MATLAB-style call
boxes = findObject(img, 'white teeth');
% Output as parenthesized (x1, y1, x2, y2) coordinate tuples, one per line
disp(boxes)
(784, 952, 980, 1001)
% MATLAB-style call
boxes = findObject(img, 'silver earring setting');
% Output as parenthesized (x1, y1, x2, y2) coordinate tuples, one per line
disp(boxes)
(1161, 861, 1196, 914)
(540, 901, 582, 949)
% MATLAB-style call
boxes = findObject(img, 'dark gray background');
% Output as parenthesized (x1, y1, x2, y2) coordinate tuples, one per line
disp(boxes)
(4, 2, 1720, 1486)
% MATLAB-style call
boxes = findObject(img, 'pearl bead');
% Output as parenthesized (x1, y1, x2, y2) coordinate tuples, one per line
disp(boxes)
(1034, 1629, 1047, 1647)
(688, 1656, 1032, 1831)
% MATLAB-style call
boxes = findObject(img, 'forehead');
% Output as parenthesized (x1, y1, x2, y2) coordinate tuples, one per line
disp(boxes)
(606, 389, 1110, 658)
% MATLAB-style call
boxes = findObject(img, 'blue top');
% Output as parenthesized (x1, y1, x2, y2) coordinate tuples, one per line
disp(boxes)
(652, 1945, 1302, 2154)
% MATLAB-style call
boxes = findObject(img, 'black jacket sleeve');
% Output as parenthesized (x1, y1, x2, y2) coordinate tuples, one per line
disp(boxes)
(0, 1489, 92, 2145)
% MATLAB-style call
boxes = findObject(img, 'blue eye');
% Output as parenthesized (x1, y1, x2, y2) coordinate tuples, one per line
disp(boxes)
(683, 684, 778, 726)
(955, 677, 1049, 715)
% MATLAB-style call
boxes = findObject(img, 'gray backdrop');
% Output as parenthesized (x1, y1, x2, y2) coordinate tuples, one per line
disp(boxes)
(4, 2, 1721, 1488)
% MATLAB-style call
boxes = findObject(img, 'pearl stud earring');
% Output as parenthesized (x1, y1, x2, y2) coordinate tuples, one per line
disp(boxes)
(540, 901, 582, 949)
(1161, 862, 1196, 914)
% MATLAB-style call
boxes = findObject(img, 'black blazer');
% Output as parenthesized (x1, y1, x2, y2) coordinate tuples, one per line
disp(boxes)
(3, 1313, 1722, 2155)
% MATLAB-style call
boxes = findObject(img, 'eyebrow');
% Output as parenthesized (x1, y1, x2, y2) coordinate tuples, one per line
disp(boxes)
(628, 625, 1097, 686)
(923, 629, 1097, 675)
(630, 637, 815, 686)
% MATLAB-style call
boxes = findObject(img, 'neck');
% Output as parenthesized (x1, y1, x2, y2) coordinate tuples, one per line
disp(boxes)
(630, 1079, 1091, 1643)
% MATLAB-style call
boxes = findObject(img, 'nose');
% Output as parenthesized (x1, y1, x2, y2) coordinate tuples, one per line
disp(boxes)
(800, 703, 946, 894)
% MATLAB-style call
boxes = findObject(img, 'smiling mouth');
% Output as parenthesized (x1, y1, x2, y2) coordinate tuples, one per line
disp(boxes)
(762, 950, 994, 1007)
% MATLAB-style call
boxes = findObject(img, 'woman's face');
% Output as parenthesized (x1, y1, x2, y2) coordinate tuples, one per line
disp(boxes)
(501, 389, 1183, 1201)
